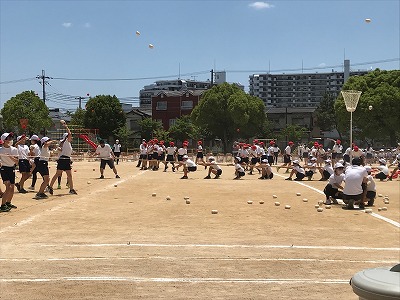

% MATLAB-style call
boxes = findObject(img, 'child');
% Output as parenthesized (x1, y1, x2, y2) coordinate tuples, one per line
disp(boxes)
(285, 160, 306, 181)
(203, 156, 222, 179)
(165, 141, 177, 172)
(323, 162, 345, 205)
(180, 155, 197, 179)
(318, 159, 334, 181)
(258, 159, 273, 179)
(305, 157, 318, 180)
(374, 159, 389, 181)
(364, 166, 376, 207)
(388, 153, 400, 181)
(234, 157, 245, 180)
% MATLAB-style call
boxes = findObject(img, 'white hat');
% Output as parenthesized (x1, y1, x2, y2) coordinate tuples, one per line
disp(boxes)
(60, 133, 68, 142)
(334, 162, 344, 169)
(208, 156, 215, 161)
(292, 160, 300, 164)
(116, 139, 119, 142)
(325, 159, 331, 163)
(365, 166, 372, 172)
(17, 135, 24, 142)
(379, 158, 386, 164)
(1, 132, 14, 141)
(30, 134, 40, 141)
(261, 159, 268, 163)
(235, 157, 241, 162)
(182, 155, 188, 159)
(310, 157, 317, 161)
(41, 137, 50, 144)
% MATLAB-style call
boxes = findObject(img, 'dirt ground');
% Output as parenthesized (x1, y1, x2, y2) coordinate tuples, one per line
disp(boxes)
(0, 157, 399, 300)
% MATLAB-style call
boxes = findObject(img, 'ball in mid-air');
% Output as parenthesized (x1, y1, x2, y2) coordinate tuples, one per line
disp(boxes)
(365, 18, 371, 23)
(369, 105, 373, 110)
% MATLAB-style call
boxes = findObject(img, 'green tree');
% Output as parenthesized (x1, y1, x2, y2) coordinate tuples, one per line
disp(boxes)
(314, 93, 342, 139)
(70, 108, 86, 127)
(335, 69, 400, 146)
(113, 126, 133, 151)
(1, 90, 52, 134)
(84, 95, 126, 139)
(137, 118, 163, 141)
(191, 83, 266, 152)
(278, 124, 308, 143)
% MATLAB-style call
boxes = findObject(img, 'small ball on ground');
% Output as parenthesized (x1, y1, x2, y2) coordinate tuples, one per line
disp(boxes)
(378, 207, 382, 212)
(274, 202, 280, 206)
(186, 200, 190, 204)
(114, 184, 118, 187)
(152, 193, 156, 197)
(378, 194, 383, 197)
(184, 196, 190, 200)
(93, 169, 95, 171)
(302, 198, 308, 202)
(365, 209, 372, 214)
(317, 207, 323, 212)
(382, 207, 388, 211)
(87, 181, 91, 184)
(384, 200, 389, 204)
(272, 195, 277, 198)
(325, 205, 331, 209)
(211, 210, 218, 214)
(247, 201, 253, 204)
(296, 192, 301, 196)
(314, 204, 320, 208)
(259, 201, 264, 204)
(285, 205, 291, 209)
(166, 196, 171, 200)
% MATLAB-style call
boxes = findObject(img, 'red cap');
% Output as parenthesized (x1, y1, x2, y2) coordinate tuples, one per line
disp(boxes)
(336, 139, 341, 144)
(169, 141, 174, 146)
(270, 141, 275, 145)
(251, 145, 257, 150)
(259, 142, 264, 145)
(160, 141, 164, 145)
(289, 141, 294, 145)
(197, 140, 202, 144)
(319, 144, 323, 148)
(354, 146, 359, 151)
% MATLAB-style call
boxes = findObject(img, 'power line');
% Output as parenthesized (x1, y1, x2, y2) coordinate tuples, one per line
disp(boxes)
(0, 78, 36, 84)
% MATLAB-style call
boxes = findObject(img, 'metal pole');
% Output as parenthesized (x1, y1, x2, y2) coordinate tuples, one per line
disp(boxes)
(350, 111, 353, 162)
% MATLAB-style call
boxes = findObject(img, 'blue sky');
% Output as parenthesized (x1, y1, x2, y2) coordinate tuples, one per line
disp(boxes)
(1, 0, 399, 111)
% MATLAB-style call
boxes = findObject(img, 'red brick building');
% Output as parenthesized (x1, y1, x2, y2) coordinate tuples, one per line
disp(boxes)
(151, 90, 204, 130)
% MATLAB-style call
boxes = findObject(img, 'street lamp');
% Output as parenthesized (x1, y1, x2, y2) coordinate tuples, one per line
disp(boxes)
(341, 90, 362, 161)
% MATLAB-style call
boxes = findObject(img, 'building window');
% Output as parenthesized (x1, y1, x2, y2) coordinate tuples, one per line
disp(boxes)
(169, 119, 177, 127)
(156, 101, 167, 110)
(181, 100, 193, 110)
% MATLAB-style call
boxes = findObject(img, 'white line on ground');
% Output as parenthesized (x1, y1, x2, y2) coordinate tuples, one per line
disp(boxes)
(0, 256, 396, 264)
(38, 243, 400, 251)
(274, 173, 400, 228)
(0, 277, 349, 284)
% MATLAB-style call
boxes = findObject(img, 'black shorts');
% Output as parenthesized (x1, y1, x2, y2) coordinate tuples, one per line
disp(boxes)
(267, 156, 274, 164)
(188, 166, 197, 172)
(375, 172, 387, 180)
(57, 156, 72, 171)
(343, 193, 363, 201)
(114, 152, 121, 158)
(0, 166, 16, 184)
(261, 155, 267, 160)
(197, 152, 203, 159)
(152, 153, 158, 160)
(100, 159, 115, 169)
(303, 152, 309, 158)
(32, 157, 40, 172)
(322, 170, 331, 180)
(283, 154, 291, 164)
(158, 153, 165, 161)
(242, 157, 249, 164)
(166, 154, 175, 162)
(251, 157, 259, 165)
(18, 159, 31, 173)
(238, 171, 245, 177)
(324, 184, 338, 197)
(177, 155, 184, 162)
(216, 169, 222, 176)
(37, 160, 49, 177)
(139, 154, 147, 160)
(296, 173, 305, 180)
(366, 190, 376, 200)
(343, 154, 350, 163)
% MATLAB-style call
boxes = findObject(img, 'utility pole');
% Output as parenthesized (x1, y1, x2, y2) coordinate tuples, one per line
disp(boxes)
(210, 69, 214, 86)
(75, 95, 89, 109)
(36, 70, 51, 104)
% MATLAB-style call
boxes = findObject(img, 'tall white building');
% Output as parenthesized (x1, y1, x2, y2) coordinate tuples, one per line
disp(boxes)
(249, 60, 368, 108)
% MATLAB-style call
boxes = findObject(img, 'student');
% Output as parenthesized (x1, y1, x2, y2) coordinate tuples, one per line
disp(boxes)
(34, 137, 54, 199)
(323, 162, 345, 205)
(342, 157, 368, 210)
(364, 166, 376, 207)
(165, 141, 177, 172)
(285, 160, 306, 181)
(277, 141, 294, 173)
(272, 142, 280, 165)
(203, 156, 222, 179)
(180, 155, 197, 179)
(388, 153, 400, 181)
(138, 139, 147, 169)
(175, 142, 188, 172)
(196, 140, 206, 166)
(15, 135, 31, 193)
(318, 159, 334, 181)
(258, 159, 273, 179)
(28, 134, 41, 190)
(0, 133, 18, 212)
(234, 157, 245, 180)
(48, 122, 77, 195)
(93, 140, 120, 179)
(248, 145, 259, 175)
(305, 157, 318, 180)
(112, 139, 122, 165)
(374, 159, 389, 181)
(331, 139, 343, 163)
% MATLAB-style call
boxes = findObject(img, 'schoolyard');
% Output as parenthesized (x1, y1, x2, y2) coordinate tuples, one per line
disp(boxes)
(0, 158, 399, 300)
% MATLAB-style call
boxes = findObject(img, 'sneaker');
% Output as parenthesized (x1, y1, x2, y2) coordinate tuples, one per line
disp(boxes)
(34, 193, 48, 200)
(172, 167, 175, 172)
(0, 204, 11, 212)
(324, 200, 332, 205)
(294, 178, 303, 181)
(180, 175, 188, 179)
(15, 182, 21, 192)
(48, 186, 54, 195)
(19, 189, 28, 194)
(214, 175, 220, 179)
(204, 175, 211, 179)
(99, 175, 104, 179)
(6, 202, 17, 209)
(115, 175, 120, 178)
(285, 177, 292, 181)
(57, 185, 62, 189)
(28, 186, 35, 190)
(69, 189, 77, 195)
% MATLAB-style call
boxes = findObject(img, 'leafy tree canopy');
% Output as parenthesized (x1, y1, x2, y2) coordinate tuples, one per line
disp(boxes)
(191, 83, 266, 151)
(70, 108, 86, 127)
(335, 69, 400, 146)
(1, 90, 52, 134)
(137, 117, 163, 141)
(84, 95, 126, 139)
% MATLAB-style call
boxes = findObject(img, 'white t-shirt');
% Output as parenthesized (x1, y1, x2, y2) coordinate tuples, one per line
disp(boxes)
(184, 159, 196, 167)
(328, 173, 345, 187)
(343, 165, 368, 195)
(376, 165, 389, 175)
(366, 175, 376, 192)
(332, 144, 343, 153)
(293, 165, 305, 174)
(17, 144, 30, 160)
(166, 146, 176, 155)
(140, 143, 147, 155)
(210, 161, 221, 171)
(0, 146, 18, 167)
(39, 146, 51, 162)
(177, 147, 187, 155)
(113, 143, 121, 153)
(324, 165, 334, 176)
(239, 149, 249, 157)
(95, 144, 113, 159)
(31, 143, 41, 157)
(284, 145, 291, 155)
(235, 163, 244, 172)
(60, 140, 73, 157)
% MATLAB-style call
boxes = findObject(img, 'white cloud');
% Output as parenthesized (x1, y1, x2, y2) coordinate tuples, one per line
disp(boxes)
(84, 22, 91, 28)
(249, 2, 274, 10)
(62, 22, 72, 28)
(318, 63, 327, 68)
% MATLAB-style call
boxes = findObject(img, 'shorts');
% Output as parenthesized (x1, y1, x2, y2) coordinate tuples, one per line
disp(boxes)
(267, 156, 274, 164)
(305, 170, 314, 178)
(261, 155, 267, 160)
(216, 169, 222, 176)
(251, 157, 259, 165)
(303, 152, 309, 158)
(37, 160, 49, 177)
(242, 157, 249, 164)
(57, 156, 72, 171)
(166, 154, 175, 162)
(196, 152, 204, 159)
(100, 159, 115, 169)
(366, 153, 373, 159)
(283, 154, 291, 164)
(177, 154, 184, 162)
(296, 173, 305, 180)
(158, 153, 165, 161)
(322, 170, 331, 180)
(139, 154, 147, 160)
(343, 193, 363, 202)
(375, 172, 387, 180)
(366, 190, 376, 200)
(18, 159, 31, 173)
(238, 171, 245, 177)
(343, 154, 350, 163)
(324, 184, 338, 198)
(266, 172, 273, 179)
(188, 166, 197, 172)
(113, 152, 121, 158)
(152, 153, 159, 160)
(0, 166, 16, 184)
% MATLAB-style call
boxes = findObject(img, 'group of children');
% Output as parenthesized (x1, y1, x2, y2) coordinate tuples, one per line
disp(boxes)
(0, 121, 77, 213)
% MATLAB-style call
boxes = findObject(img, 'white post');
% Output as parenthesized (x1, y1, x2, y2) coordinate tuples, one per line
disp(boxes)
(350, 111, 353, 162)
